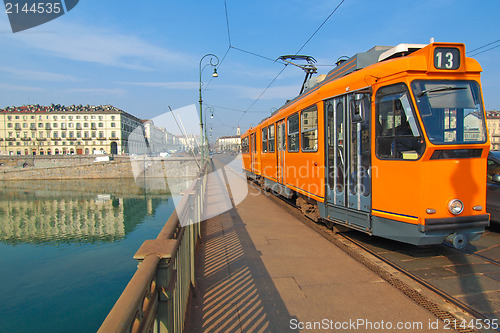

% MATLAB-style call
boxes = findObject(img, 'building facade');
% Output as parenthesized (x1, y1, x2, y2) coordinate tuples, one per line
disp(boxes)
(0, 104, 145, 156)
(487, 111, 500, 151)
(216, 135, 241, 152)
(143, 120, 167, 154)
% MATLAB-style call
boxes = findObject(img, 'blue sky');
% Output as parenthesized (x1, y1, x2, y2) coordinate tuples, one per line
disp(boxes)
(1, 0, 499, 140)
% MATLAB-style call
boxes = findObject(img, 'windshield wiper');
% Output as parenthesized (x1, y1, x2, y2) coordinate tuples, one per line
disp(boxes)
(418, 86, 467, 97)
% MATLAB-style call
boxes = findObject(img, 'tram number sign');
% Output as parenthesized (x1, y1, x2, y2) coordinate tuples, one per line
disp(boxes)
(434, 48, 460, 70)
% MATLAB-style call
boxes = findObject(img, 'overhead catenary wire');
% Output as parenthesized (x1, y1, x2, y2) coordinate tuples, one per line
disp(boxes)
(467, 40, 500, 58)
(236, 0, 346, 124)
(213, 0, 346, 129)
(466, 39, 500, 55)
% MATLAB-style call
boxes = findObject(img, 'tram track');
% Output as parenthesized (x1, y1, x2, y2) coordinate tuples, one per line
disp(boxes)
(216, 155, 500, 332)
(443, 242, 500, 268)
(250, 180, 500, 333)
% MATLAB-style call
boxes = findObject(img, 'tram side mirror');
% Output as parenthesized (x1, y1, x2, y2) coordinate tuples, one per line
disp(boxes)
(493, 174, 500, 184)
(350, 95, 365, 123)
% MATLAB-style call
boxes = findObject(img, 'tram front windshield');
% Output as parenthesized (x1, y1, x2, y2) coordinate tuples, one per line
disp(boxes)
(411, 80, 486, 145)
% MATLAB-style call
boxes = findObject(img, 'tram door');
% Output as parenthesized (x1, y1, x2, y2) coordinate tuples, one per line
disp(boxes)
(250, 133, 256, 173)
(325, 93, 371, 217)
(277, 120, 286, 184)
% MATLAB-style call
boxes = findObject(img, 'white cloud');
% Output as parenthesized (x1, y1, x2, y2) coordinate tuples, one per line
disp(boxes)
(222, 84, 300, 100)
(116, 81, 198, 90)
(64, 88, 126, 95)
(0, 82, 44, 91)
(7, 21, 191, 71)
(0, 67, 79, 82)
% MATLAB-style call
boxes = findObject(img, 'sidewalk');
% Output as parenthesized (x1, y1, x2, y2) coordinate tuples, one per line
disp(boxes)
(188, 161, 447, 332)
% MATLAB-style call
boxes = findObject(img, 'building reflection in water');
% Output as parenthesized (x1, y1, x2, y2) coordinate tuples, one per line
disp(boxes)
(0, 178, 169, 245)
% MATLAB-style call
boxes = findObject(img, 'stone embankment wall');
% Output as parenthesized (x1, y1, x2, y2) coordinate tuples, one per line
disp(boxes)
(0, 156, 199, 180)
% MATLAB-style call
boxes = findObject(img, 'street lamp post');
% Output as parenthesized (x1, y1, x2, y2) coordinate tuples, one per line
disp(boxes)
(199, 53, 219, 165)
(205, 106, 214, 155)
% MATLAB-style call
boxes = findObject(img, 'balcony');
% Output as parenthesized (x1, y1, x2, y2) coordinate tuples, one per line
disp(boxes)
(97, 137, 107, 140)
(82, 137, 92, 141)
(52, 138, 62, 141)
(5, 138, 16, 141)
(36, 138, 46, 141)
(21, 138, 31, 141)
(67, 138, 77, 141)
(109, 137, 118, 140)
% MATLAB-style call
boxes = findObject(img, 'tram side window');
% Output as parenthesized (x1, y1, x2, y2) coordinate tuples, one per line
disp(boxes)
(375, 83, 425, 160)
(242, 137, 249, 153)
(268, 125, 275, 152)
(262, 128, 268, 153)
(301, 105, 318, 152)
(288, 113, 300, 152)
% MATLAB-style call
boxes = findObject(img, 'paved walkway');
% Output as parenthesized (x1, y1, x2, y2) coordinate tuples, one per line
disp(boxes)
(188, 158, 450, 332)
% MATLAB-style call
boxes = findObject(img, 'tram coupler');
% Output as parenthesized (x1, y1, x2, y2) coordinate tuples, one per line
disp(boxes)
(445, 233, 467, 249)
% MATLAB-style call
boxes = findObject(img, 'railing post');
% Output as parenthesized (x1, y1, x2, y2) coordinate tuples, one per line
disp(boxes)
(188, 191, 196, 290)
(156, 257, 175, 333)
(132, 239, 179, 333)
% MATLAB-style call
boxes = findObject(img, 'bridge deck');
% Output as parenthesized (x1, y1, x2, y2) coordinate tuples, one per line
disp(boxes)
(187, 157, 447, 332)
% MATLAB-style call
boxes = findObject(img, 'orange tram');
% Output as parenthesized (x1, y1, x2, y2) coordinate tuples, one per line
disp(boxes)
(241, 42, 490, 249)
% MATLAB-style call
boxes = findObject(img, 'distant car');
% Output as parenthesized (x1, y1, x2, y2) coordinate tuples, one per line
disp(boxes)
(487, 151, 500, 224)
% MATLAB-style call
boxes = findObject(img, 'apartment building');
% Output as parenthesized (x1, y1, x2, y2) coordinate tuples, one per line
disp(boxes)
(487, 110, 500, 151)
(0, 104, 145, 156)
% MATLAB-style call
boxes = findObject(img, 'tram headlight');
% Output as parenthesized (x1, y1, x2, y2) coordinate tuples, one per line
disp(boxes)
(448, 199, 464, 215)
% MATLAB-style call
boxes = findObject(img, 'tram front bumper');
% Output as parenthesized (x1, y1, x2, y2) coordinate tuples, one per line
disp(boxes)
(422, 214, 490, 232)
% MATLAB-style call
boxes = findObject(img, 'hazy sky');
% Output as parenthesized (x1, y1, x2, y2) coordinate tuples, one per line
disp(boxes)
(1, 0, 499, 139)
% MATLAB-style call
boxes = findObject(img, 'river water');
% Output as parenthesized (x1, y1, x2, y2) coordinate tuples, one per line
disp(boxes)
(0, 178, 176, 333)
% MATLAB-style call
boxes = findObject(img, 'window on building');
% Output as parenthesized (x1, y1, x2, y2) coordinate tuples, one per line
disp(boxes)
(99, 131, 104, 138)
(111, 122, 115, 128)
(7, 123, 12, 128)
(98, 122, 103, 128)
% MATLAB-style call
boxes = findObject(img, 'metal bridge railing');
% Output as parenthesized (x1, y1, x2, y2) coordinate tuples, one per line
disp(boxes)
(98, 161, 211, 333)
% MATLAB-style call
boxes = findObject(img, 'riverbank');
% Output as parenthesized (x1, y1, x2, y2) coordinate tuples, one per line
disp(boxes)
(0, 155, 199, 180)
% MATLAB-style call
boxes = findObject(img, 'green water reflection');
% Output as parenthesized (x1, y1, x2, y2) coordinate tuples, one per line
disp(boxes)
(0, 178, 175, 333)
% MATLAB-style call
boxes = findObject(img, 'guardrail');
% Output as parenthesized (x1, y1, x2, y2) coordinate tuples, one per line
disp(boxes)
(98, 161, 211, 333)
